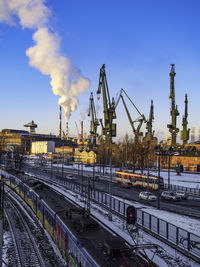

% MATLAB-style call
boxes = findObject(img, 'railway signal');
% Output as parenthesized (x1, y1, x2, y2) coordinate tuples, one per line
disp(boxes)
(126, 205, 136, 225)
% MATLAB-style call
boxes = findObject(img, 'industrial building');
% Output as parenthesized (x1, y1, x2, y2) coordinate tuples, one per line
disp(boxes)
(0, 129, 76, 154)
(31, 141, 55, 154)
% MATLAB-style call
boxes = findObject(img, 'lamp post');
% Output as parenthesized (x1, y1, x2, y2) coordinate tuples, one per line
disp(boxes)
(154, 145, 162, 210)
(108, 156, 112, 221)
(158, 149, 161, 209)
(168, 146, 173, 190)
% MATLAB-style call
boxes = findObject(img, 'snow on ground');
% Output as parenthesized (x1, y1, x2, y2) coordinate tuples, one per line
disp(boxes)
(28, 158, 200, 189)
(50, 182, 198, 267)
(109, 195, 200, 236)
(54, 162, 200, 189)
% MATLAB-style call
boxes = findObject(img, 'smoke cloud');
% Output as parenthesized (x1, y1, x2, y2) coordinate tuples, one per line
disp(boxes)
(0, 0, 90, 121)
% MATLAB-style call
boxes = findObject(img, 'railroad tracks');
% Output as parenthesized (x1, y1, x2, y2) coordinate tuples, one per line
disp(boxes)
(4, 192, 46, 267)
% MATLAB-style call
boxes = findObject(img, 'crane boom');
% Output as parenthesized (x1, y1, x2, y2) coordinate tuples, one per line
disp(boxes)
(88, 92, 99, 147)
(119, 88, 146, 143)
(96, 64, 116, 142)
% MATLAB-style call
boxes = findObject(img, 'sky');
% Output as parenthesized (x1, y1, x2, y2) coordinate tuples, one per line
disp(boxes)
(0, 0, 200, 142)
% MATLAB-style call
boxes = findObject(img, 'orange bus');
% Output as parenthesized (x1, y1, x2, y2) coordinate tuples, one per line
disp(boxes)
(115, 171, 164, 190)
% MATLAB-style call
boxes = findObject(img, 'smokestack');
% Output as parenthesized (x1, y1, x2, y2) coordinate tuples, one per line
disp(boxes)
(199, 127, 200, 141)
(59, 105, 62, 138)
(66, 122, 68, 137)
(191, 127, 195, 143)
(81, 121, 83, 140)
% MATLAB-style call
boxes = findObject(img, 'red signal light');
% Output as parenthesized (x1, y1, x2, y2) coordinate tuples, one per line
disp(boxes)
(126, 206, 136, 225)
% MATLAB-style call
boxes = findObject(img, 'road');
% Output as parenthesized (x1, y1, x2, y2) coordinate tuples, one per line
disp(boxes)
(26, 163, 200, 218)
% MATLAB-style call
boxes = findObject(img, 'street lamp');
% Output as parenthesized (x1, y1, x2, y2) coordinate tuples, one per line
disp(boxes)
(154, 145, 163, 210)
(167, 146, 173, 190)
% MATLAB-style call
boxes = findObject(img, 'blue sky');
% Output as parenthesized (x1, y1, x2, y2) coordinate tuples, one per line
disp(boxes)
(0, 0, 200, 142)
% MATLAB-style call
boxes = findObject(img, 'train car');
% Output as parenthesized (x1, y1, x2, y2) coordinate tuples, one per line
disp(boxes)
(116, 171, 164, 190)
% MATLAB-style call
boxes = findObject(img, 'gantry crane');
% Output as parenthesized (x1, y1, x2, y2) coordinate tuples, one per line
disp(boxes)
(167, 64, 179, 147)
(118, 89, 146, 144)
(88, 92, 99, 147)
(145, 100, 154, 143)
(181, 94, 190, 145)
(96, 64, 116, 142)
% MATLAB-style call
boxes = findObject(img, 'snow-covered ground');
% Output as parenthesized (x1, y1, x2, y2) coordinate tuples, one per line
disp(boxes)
(56, 162, 200, 189)
(28, 158, 200, 189)
(48, 181, 200, 267)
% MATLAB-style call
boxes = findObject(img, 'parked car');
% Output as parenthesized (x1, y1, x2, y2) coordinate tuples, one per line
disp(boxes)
(175, 190, 188, 199)
(91, 175, 100, 181)
(161, 191, 181, 201)
(67, 174, 75, 180)
(139, 192, 157, 201)
(121, 182, 132, 188)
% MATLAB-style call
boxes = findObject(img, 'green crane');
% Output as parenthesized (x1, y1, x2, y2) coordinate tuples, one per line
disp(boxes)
(145, 100, 154, 143)
(167, 64, 179, 147)
(96, 64, 116, 142)
(119, 89, 146, 144)
(180, 94, 190, 145)
(88, 92, 99, 147)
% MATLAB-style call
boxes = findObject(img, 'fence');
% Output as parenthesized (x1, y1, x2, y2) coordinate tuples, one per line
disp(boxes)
(1, 168, 200, 261)
(52, 173, 200, 260)
(164, 183, 200, 196)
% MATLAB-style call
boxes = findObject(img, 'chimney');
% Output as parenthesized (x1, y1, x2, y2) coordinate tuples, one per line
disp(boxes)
(59, 105, 62, 138)
(81, 121, 83, 140)
(191, 127, 195, 143)
(66, 122, 68, 137)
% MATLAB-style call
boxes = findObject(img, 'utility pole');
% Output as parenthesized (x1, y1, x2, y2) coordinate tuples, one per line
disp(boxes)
(167, 64, 179, 147)
(181, 94, 190, 146)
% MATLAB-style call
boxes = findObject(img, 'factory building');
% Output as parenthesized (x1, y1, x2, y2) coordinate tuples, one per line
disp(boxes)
(31, 141, 55, 154)
(74, 149, 96, 164)
(0, 129, 76, 154)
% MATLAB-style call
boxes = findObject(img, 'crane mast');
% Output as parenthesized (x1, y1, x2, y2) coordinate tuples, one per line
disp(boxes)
(180, 94, 190, 145)
(96, 64, 116, 142)
(167, 64, 179, 147)
(145, 100, 154, 143)
(88, 92, 99, 147)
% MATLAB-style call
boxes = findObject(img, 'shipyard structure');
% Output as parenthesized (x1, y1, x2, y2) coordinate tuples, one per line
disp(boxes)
(1, 64, 200, 171)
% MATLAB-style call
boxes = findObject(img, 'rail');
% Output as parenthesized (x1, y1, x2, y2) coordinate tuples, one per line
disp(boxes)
(4, 190, 46, 267)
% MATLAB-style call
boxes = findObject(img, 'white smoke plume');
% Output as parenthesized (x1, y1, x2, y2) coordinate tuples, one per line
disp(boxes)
(0, 0, 90, 121)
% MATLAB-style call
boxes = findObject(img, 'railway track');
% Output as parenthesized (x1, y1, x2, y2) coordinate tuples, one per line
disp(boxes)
(4, 192, 46, 267)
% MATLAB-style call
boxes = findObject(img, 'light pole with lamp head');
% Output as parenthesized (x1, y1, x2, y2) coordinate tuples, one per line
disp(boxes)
(167, 146, 174, 190)
(154, 145, 163, 210)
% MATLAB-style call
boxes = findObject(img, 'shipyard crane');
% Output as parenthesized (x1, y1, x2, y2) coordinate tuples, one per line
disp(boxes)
(181, 94, 190, 145)
(167, 64, 179, 147)
(145, 100, 154, 143)
(88, 92, 99, 147)
(96, 64, 116, 142)
(118, 89, 146, 144)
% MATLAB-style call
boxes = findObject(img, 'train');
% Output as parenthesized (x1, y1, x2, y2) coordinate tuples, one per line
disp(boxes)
(0, 169, 149, 267)
(116, 171, 164, 190)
